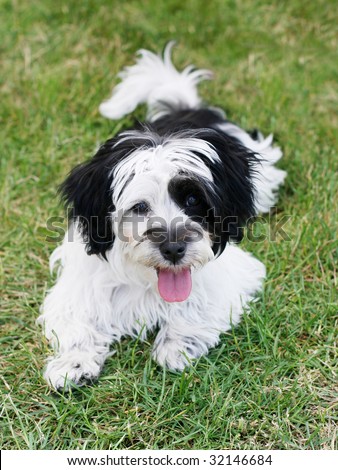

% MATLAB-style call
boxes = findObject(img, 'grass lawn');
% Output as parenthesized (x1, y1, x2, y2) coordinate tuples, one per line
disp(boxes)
(1, 0, 337, 450)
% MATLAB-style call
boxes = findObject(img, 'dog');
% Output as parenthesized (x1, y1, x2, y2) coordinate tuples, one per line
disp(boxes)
(38, 43, 286, 390)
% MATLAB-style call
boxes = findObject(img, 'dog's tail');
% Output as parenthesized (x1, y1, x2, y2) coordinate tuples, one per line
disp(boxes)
(99, 42, 213, 122)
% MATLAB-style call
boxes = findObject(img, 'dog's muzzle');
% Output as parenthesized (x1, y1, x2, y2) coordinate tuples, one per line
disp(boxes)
(143, 225, 196, 302)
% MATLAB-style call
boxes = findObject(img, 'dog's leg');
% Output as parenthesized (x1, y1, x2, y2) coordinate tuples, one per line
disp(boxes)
(152, 318, 221, 371)
(38, 235, 120, 390)
(153, 245, 266, 371)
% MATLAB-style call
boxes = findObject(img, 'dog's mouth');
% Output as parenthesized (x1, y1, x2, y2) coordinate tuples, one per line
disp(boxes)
(157, 268, 192, 303)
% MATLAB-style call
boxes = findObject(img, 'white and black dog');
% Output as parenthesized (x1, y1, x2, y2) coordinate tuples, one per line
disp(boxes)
(38, 43, 286, 390)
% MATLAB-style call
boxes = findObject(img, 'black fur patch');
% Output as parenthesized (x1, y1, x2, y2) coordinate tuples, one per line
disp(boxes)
(154, 109, 258, 255)
(60, 136, 141, 258)
(192, 128, 258, 254)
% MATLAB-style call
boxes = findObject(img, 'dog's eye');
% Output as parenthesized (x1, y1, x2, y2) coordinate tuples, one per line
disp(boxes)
(131, 201, 150, 214)
(185, 194, 200, 207)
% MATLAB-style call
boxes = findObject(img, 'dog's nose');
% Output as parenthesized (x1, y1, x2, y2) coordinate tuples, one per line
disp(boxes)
(160, 241, 186, 264)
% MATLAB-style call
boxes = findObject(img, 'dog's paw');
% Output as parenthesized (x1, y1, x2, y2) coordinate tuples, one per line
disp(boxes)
(152, 337, 200, 371)
(43, 351, 103, 391)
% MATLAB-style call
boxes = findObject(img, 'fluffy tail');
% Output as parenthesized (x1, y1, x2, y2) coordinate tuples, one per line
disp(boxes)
(99, 42, 212, 122)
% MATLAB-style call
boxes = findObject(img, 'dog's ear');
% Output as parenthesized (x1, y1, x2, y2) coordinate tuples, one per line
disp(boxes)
(60, 138, 132, 259)
(197, 130, 257, 256)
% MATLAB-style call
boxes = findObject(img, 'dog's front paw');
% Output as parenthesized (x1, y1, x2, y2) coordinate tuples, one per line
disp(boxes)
(43, 351, 103, 391)
(152, 337, 202, 371)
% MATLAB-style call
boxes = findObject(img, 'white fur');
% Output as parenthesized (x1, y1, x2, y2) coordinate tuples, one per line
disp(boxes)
(112, 130, 219, 205)
(99, 41, 213, 121)
(38, 44, 285, 390)
(39, 232, 265, 389)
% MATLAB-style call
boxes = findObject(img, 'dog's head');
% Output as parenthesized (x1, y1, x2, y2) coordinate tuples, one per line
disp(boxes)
(61, 127, 257, 302)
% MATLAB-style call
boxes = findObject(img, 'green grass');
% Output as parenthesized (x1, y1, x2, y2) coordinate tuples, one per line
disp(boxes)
(1, 0, 337, 450)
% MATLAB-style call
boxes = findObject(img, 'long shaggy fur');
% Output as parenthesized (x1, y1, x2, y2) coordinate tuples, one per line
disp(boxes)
(38, 44, 286, 390)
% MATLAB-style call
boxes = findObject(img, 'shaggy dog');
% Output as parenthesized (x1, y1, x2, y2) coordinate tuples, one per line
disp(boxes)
(38, 43, 286, 390)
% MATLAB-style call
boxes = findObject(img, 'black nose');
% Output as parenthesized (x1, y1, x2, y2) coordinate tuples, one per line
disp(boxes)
(160, 241, 186, 264)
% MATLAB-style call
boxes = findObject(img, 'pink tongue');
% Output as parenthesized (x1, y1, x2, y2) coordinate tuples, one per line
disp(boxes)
(157, 269, 192, 302)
